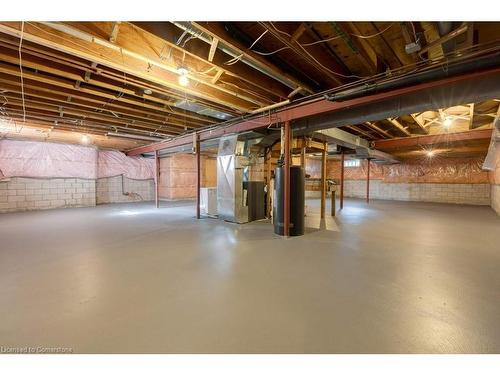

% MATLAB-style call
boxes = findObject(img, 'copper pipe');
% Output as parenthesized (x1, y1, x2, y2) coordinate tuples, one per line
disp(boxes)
(283, 121, 291, 236)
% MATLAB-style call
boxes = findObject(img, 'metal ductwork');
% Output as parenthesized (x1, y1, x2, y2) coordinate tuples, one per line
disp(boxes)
(483, 114, 500, 171)
(293, 69, 500, 135)
(314, 128, 399, 164)
(216, 134, 253, 223)
(325, 52, 500, 103)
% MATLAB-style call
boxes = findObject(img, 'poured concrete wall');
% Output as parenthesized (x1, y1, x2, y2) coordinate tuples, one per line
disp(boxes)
(0, 177, 96, 213)
(96, 176, 154, 204)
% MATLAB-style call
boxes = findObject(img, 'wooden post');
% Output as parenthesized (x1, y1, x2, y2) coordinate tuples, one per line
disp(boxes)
(300, 146, 306, 168)
(266, 148, 272, 218)
(196, 135, 201, 219)
(284, 121, 291, 237)
(154, 150, 160, 208)
(366, 159, 371, 204)
(340, 151, 345, 210)
(320, 141, 327, 219)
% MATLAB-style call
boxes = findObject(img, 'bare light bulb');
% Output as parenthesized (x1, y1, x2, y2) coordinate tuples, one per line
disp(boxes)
(443, 117, 453, 128)
(81, 134, 90, 144)
(426, 150, 435, 158)
(178, 74, 189, 87)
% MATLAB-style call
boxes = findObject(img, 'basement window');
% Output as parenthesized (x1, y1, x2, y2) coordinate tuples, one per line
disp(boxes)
(344, 159, 361, 168)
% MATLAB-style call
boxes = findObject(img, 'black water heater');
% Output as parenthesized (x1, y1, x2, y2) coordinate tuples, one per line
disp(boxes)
(273, 165, 305, 236)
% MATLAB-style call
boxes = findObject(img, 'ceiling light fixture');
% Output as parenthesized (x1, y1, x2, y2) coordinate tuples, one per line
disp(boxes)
(177, 67, 189, 87)
(81, 134, 90, 144)
(443, 116, 453, 128)
(426, 150, 435, 158)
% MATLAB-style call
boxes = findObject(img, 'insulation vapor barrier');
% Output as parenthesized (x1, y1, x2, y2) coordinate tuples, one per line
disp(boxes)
(97, 151, 154, 180)
(0, 139, 154, 180)
(327, 158, 490, 184)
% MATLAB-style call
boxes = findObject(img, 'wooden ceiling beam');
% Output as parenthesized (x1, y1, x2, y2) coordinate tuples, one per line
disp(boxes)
(211, 69, 224, 84)
(2, 112, 167, 141)
(0, 35, 244, 116)
(410, 113, 429, 134)
(191, 21, 315, 94)
(419, 23, 469, 58)
(2, 92, 188, 133)
(0, 22, 261, 112)
(0, 46, 223, 122)
(0, 66, 215, 126)
(399, 22, 418, 64)
(388, 118, 412, 136)
(365, 121, 392, 138)
(348, 125, 375, 139)
(468, 103, 475, 129)
(133, 22, 293, 101)
(208, 37, 218, 62)
(259, 21, 347, 87)
(1, 108, 173, 138)
(0, 41, 249, 118)
(109, 22, 121, 43)
(373, 129, 493, 150)
(0, 76, 208, 128)
(331, 22, 378, 75)
(346, 22, 386, 72)
(291, 23, 308, 42)
(3, 100, 182, 135)
(419, 22, 444, 60)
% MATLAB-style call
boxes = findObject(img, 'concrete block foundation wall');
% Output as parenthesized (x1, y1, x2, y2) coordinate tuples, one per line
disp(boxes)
(0, 177, 96, 213)
(96, 176, 154, 204)
(343, 180, 491, 205)
(303, 157, 496, 207)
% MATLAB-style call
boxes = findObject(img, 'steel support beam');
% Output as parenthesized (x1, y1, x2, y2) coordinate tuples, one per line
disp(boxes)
(340, 152, 345, 210)
(284, 121, 291, 237)
(366, 159, 371, 204)
(321, 141, 327, 219)
(266, 148, 272, 219)
(154, 150, 160, 208)
(196, 136, 201, 219)
(127, 67, 500, 156)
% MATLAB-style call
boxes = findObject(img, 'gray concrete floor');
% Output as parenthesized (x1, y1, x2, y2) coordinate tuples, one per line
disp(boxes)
(0, 198, 499, 353)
